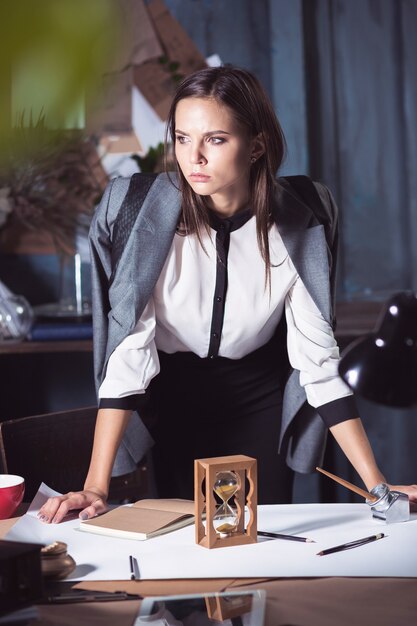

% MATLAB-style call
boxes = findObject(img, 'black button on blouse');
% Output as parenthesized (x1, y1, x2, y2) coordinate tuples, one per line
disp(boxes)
(207, 208, 253, 359)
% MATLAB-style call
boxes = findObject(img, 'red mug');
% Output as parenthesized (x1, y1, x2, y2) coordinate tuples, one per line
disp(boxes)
(0, 474, 25, 519)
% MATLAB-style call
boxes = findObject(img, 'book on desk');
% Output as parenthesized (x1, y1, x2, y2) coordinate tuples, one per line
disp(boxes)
(29, 322, 93, 342)
(79, 499, 196, 541)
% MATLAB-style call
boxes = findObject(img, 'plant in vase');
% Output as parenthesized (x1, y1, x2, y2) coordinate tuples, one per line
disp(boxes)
(0, 115, 108, 317)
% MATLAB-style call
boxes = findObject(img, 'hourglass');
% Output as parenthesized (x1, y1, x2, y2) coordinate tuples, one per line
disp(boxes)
(213, 471, 241, 536)
(195, 454, 257, 549)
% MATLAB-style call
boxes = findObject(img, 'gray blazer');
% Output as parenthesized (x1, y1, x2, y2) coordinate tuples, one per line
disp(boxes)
(89, 173, 338, 476)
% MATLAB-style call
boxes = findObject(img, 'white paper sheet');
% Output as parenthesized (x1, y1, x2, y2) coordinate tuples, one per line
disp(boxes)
(5, 484, 417, 580)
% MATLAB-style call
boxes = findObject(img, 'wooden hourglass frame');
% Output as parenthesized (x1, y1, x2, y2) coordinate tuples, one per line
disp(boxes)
(194, 454, 257, 549)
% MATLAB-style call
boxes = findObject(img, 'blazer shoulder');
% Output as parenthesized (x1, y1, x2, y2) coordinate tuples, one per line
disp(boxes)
(312, 181, 339, 222)
(91, 176, 131, 232)
(103, 176, 131, 222)
(107, 172, 180, 218)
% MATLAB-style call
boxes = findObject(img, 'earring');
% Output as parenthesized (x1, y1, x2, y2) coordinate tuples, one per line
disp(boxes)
(250, 156, 256, 163)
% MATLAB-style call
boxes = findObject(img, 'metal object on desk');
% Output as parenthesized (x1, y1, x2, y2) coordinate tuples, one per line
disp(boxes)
(366, 483, 410, 523)
(41, 541, 76, 579)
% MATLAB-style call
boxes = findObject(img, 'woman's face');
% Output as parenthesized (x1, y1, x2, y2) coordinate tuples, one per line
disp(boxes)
(174, 96, 259, 216)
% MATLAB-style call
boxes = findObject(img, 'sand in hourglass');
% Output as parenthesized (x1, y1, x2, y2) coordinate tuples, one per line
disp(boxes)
(213, 471, 241, 537)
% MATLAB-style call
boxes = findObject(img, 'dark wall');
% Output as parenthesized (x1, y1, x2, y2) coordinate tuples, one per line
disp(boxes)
(305, 0, 417, 299)
(0, 352, 95, 420)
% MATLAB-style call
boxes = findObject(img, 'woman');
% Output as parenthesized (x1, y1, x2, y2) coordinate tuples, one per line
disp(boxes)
(39, 65, 417, 523)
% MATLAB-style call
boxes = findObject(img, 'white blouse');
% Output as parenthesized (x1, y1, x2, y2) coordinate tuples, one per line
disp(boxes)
(99, 214, 353, 411)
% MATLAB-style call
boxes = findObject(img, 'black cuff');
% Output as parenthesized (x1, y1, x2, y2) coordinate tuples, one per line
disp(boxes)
(99, 393, 149, 411)
(316, 395, 359, 428)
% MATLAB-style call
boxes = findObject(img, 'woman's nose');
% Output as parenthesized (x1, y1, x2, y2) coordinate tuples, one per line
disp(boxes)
(190, 144, 207, 165)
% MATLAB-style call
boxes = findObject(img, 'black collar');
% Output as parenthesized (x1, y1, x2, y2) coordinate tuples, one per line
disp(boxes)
(208, 207, 253, 233)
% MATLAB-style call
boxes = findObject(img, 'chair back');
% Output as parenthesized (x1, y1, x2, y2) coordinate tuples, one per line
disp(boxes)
(0, 407, 97, 501)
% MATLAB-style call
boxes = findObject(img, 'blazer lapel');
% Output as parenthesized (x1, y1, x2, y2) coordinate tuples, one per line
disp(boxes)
(130, 174, 181, 326)
(134, 173, 181, 235)
(106, 174, 181, 364)
(274, 181, 332, 324)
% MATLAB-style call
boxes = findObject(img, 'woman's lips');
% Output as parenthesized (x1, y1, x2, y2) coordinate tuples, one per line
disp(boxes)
(190, 173, 211, 182)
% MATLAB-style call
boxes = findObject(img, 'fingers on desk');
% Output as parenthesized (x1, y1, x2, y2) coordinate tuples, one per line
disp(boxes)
(38, 492, 107, 524)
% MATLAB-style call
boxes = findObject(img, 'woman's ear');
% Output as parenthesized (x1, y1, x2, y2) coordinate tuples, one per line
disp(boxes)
(250, 133, 266, 162)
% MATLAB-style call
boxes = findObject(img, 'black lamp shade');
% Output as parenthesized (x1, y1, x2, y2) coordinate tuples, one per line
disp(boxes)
(338, 292, 417, 408)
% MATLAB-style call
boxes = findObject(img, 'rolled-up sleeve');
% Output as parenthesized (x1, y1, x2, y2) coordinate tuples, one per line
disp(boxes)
(98, 299, 160, 408)
(285, 276, 358, 426)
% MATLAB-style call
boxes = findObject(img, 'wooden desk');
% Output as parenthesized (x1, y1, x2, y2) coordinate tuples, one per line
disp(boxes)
(1, 514, 416, 626)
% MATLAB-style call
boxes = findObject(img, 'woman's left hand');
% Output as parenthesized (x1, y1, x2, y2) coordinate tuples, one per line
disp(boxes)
(388, 484, 417, 512)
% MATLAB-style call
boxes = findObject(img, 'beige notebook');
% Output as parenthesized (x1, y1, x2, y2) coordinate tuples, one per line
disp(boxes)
(78, 498, 195, 541)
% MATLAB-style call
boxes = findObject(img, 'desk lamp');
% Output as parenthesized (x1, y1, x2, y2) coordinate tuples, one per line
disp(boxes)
(337, 291, 417, 523)
(338, 291, 417, 408)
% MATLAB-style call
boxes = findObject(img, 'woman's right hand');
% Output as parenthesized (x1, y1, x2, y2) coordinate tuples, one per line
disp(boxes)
(37, 408, 132, 524)
(37, 488, 108, 524)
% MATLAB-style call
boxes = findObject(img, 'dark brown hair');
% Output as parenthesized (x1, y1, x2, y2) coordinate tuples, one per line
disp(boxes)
(165, 65, 286, 282)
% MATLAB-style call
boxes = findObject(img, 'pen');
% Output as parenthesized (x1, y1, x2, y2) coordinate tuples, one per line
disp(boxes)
(317, 532, 385, 556)
(258, 530, 315, 543)
(130, 554, 140, 580)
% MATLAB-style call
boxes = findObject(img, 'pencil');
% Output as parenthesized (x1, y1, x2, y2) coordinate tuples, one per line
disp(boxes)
(258, 530, 315, 543)
(317, 532, 385, 556)
(316, 467, 378, 502)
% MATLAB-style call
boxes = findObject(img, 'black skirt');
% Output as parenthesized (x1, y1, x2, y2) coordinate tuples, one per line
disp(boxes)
(148, 337, 294, 504)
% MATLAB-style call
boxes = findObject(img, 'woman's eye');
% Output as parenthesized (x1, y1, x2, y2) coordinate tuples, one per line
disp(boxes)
(209, 137, 225, 145)
(175, 135, 189, 144)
